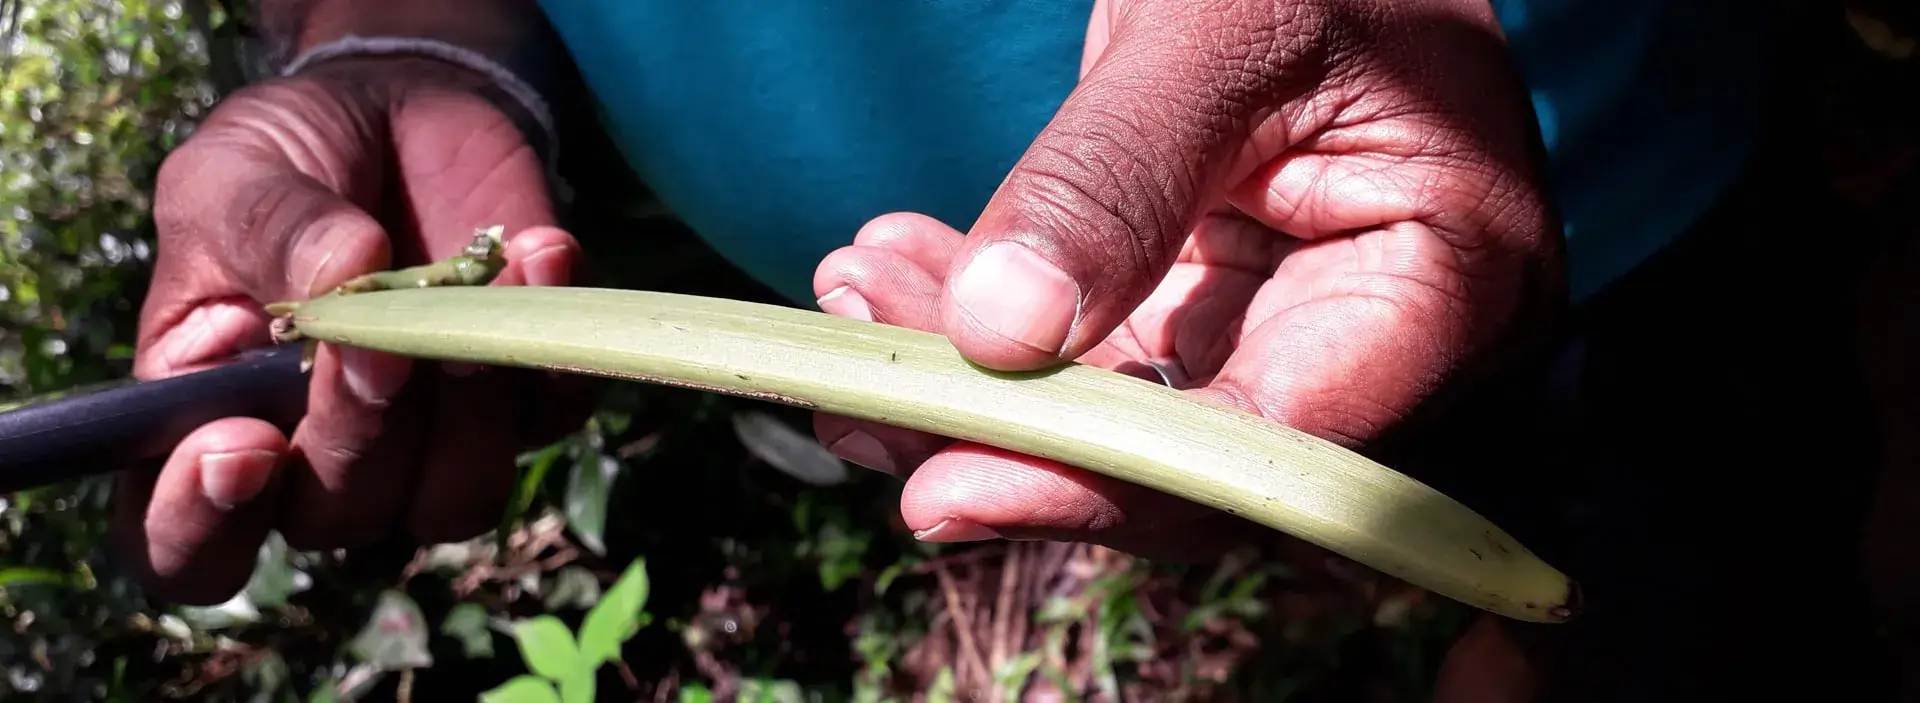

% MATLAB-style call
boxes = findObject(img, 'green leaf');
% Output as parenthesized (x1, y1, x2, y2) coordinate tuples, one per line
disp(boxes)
(677, 684, 715, 703)
(732, 410, 849, 486)
(0, 566, 68, 589)
(505, 616, 597, 703)
(243, 533, 306, 610)
(498, 443, 568, 552)
(442, 603, 496, 659)
(560, 672, 595, 703)
(994, 652, 1042, 703)
(874, 556, 919, 596)
(510, 616, 582, 681)
(564, 452, 619, 555)
(481, 676, 562, 703)
(579, 558, 651, 665)
(576, 557, 652, 668)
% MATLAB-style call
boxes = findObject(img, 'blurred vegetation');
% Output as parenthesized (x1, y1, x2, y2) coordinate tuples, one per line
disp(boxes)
(1, 0, 1914, 701)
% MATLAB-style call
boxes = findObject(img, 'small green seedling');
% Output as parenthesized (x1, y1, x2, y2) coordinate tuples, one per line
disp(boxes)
(481, 557, 654, 703)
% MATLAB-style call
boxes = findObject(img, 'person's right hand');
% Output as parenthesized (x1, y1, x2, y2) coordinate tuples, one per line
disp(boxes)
(113, 55, 595, 605)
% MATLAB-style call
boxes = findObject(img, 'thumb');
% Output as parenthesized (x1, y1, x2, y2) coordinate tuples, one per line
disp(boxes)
(939, 2, 1295, 370)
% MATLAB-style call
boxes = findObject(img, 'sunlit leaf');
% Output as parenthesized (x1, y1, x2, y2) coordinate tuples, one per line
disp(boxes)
(994, 652, 1043, 703)
(0, 565, 67, 589)
(481, 675, 561, 703)
(578, 557, 650, 665)
(510, 615, 582, 682)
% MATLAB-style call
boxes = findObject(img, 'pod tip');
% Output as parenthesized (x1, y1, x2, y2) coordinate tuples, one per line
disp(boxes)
(1547, 580, 1583, 622)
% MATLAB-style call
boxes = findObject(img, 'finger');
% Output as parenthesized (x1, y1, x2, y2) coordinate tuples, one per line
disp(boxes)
(1072, 209, 1285, 389)
(897, 442, 1251, 561)
(810, 239, 956, 476)
(111, 417, 288, 605)
(408, 227, 588, 544)
(133, 299, 275, 380)
(939, 3, 1281, 370)
(1078, 0, 1118, 78)
(812, 242, 947, 328)
(202, 179, 418, 552)
(146, 87, 392, 315)
(380, 89, 580, 543)
(407, 367, 522, 544)
(390, 85, 561, 257)
(1431, 614, 1542, 703)
(496, 225, 587, 288)
(146, 124, 423, 552)
(812, 412, 954, 481)
(142, 146, 392, 378)
(849, 213, 964, 277)
(279, 341, 429, 551)
(498, 226, 605, 447)
(1208, 225, 1485, 447)
(440, 225, 583, 375)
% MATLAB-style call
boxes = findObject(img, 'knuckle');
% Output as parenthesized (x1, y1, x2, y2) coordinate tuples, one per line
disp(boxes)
(151, 142, 227, 256)
(1011, 124, 1179, 278)
(1144, 0, 1334, 88)
(151, 79, 381, 301)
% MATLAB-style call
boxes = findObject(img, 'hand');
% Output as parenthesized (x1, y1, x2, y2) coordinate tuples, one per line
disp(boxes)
(811, 0, 1560, 560)
(114, 56, 596, 604)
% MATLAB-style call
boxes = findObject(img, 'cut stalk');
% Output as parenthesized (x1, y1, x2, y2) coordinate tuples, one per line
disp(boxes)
(282, 285, 1578, 623)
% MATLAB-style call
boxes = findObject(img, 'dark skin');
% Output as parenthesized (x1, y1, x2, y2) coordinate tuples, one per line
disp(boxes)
(812, 0, 1558, 558)
(116, 0, 1560, 698)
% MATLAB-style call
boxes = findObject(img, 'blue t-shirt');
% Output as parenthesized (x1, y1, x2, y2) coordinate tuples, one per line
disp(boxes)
(534, 0, 1760, 306)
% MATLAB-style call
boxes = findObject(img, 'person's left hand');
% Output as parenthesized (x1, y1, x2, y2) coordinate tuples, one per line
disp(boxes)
(810, 0, 1563, 561)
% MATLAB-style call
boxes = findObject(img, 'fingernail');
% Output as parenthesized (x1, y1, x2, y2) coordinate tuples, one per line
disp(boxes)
(293, 222, 372, 298)
(338, 346, 411, 405)
(913, 518, 1001, 543)
(200, 450, 279, 509)
(828, 431, 893, 474)
(950, 243, 1078, 353)
(817, 286, 874, 322)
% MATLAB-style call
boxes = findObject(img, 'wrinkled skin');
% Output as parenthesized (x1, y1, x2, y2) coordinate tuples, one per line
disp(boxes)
(115, 56, 597, 605)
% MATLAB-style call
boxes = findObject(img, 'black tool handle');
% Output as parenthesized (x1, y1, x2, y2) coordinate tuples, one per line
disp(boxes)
(0, 344, 310, 494)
